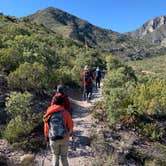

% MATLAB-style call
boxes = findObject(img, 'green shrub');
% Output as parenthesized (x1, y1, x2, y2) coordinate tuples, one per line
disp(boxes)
(138, 122, 165, 140)
(102, 61, 137, 125)
(3, 92, 35, 143)
(51, 66, 77, 86)
(5, 91, 32, 118)
(132, 79, 166, 116)
(0, 48, 23, 72)
(3, 115, 34, 143)
(7, 62, 49, 92)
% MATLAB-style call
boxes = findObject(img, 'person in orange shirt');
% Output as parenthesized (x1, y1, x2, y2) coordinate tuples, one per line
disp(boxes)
(43, 94, 73, 166)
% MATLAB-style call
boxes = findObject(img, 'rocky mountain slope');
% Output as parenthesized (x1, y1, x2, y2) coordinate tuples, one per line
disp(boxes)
(126, 16, 166, 46)
(26, 7, 166, 60)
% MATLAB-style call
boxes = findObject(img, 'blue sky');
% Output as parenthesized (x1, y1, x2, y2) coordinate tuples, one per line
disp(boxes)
(0, 0, 166, 33)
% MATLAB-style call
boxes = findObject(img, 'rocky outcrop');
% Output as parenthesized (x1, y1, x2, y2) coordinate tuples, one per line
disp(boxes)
(126, 16, 166, 45)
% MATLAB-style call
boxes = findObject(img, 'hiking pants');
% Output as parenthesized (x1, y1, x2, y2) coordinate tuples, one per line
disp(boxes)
(95, 78, 101, 88)
(50, 139, 69, 166)
(84, 85, 93, 100)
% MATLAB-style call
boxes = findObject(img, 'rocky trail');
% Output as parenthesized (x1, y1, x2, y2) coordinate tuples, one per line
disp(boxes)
(0, 86, 102, 166)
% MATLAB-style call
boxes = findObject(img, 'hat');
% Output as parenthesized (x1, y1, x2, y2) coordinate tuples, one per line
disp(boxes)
(56, 84, 64, 93)
(96, 67, 100, 71)
(84, 65, 89, 71)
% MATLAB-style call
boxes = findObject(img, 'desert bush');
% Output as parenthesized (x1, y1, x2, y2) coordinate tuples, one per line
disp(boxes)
(3, 92, 35, 143)
(7, 62, 49, 93)
(132, 79, 166, 116)
(0, 48, 23, 72)
(5, 91, 32, 118)
(138, 122, 165, 140)
(102, 61, 137, 125)
(103, 57, 166, 141)
(3, 115, 34, 143)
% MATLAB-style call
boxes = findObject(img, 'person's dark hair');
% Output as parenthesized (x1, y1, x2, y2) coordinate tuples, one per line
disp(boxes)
(54, 95, 64, 105)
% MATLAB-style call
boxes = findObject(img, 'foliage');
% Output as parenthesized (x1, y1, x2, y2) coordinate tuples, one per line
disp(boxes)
(3, 115, 34, 143)
(127, 55, 166, 79)
(138, 122, 165, 140)
(3, 92, 35, 143)
(7, 62, 49, 93)
(132, 79, 166, 116)
(102, 56, 166, 142)
(5, 91, 32, 118)
(102, 58, 137, 125)
(0, 48, 23, 73)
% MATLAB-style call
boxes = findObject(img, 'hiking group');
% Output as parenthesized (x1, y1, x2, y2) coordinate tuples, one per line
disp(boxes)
(43, 65, 102, 166)
(82, 65, 102, 101)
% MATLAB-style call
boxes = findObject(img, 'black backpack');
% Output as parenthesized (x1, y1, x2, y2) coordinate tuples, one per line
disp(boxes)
(84, 71, 92, 83)
(49, 110, 67, 140)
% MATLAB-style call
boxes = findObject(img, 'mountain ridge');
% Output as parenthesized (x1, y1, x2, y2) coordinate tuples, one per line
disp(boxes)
(26, 7, 166, 60)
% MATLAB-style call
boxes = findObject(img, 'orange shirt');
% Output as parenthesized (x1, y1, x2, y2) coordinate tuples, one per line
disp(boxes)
(43, 105, 73, 140)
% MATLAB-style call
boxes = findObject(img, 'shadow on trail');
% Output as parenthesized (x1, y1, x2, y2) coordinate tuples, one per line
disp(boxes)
(69, 87, 101, 119)
(71, 105, 92, 119)
(68, 130, 92, 158)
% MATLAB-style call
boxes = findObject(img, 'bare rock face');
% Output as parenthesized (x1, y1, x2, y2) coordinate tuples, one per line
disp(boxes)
(145, 16, 166, 34)
(126, 15, 166, 45)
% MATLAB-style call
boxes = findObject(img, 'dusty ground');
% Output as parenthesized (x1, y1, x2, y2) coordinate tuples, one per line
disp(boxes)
(35, 87, 102, 166)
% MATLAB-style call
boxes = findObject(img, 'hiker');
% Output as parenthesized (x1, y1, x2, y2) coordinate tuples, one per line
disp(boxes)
(43, 94, 74, 166)
(82, 65, 94, 101)
(95, 67, 101, 89)
(51, 84, 72, 114)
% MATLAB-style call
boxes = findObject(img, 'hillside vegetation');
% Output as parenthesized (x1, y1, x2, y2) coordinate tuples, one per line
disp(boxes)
(92, 56, 166, 165)
(127, 55, 166, 79)
(0, 13, 105, 150)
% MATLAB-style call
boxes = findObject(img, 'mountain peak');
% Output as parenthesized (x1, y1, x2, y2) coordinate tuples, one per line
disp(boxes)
(26, 7, 165, 59)
(145, 15, 166, 33)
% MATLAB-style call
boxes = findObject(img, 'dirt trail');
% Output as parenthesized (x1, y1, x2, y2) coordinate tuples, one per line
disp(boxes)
(36, 87, 102, 166)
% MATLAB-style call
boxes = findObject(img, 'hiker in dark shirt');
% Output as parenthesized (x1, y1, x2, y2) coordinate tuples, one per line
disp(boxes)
(95, 67, 101, 89)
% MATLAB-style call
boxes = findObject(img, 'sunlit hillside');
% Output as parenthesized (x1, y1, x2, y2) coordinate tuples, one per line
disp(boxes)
(128, 55, 166, 79)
